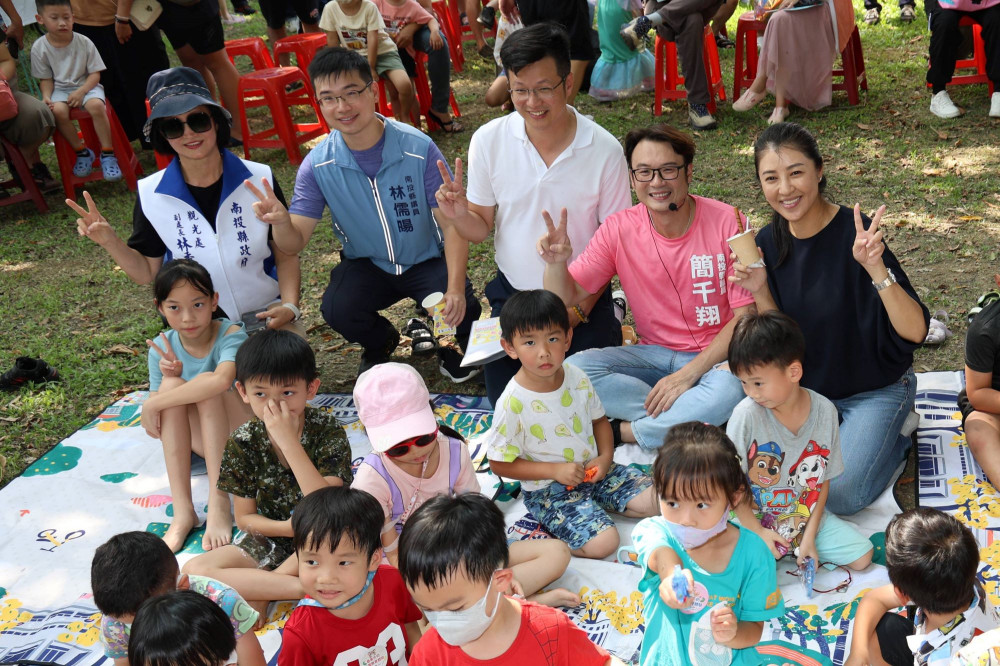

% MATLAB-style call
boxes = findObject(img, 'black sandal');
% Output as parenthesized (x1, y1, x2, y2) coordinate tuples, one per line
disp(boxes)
(427, 109, 464, 133)
(405, 318, 438, 355)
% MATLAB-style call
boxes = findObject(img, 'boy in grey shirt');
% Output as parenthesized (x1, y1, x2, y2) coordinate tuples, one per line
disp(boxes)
(726, 311, 873, 571)
(31, 0, 121, 181)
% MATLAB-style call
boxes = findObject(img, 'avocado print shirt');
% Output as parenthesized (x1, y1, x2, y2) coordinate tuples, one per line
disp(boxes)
(484, 363, 605, 491)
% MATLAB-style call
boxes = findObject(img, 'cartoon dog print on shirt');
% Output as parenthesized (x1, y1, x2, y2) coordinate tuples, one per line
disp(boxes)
(747, 441, 786, 511)
(788, 441, 830, 510)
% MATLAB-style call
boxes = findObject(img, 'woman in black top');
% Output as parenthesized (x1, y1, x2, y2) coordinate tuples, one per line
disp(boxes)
(732, 122, 929, 515)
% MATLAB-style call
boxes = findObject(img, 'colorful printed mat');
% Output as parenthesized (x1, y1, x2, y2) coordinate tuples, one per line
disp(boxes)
(0, 373, 977, 666)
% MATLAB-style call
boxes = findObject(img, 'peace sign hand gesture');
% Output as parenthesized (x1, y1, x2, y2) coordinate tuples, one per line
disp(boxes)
(852, 203, 887, 273)
(434, 158, 468, 222)
(67, 191, 117, 247)
(245, 178, 291, 226)
(147, 332, 183, 378)
(537, 208, 574, 264)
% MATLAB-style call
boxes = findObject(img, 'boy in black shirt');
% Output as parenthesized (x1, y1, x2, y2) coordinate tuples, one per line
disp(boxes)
(960, 276, 1000, 491)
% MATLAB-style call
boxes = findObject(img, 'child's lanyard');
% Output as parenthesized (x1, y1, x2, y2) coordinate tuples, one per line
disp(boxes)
(297, 570, 377, 610)
(399, 457, 430, 528)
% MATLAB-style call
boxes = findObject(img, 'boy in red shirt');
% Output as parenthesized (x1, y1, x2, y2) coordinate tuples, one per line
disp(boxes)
(278, 486, 422, 666)
(398, 493, 625, 666)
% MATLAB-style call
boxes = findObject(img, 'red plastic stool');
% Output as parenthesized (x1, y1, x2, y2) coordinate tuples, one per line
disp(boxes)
(0, 135, 49, 213)
(237, 67, 326, 164)
(411, 51, 462, 131)
(445, 0, 496, 46)
(926, 16, 994, 95)
(54, 104, 142, 200)
(733, 12, 766, 100)
(653, 26, 726, 116)
(832, 25, 868, 105)
(225, 37, 275, 71)
(273, 33, 327, 76)
(433, 0, 464, 72)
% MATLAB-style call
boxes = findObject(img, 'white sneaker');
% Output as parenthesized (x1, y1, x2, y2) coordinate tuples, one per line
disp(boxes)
(990, 92, 1000, 118)
(929, 90, 961, 118)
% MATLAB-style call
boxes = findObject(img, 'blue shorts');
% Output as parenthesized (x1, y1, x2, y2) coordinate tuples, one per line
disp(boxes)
(523, 463, 652, 551)
(815, 512, 873, 565)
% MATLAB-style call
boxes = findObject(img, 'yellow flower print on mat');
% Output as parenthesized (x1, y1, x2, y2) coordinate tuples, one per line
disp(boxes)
(577, 586, 645, 634)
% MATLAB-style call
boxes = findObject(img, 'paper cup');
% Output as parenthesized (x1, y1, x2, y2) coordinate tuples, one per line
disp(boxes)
(421, 292, 456, 337)
(727, 230, 764, 268)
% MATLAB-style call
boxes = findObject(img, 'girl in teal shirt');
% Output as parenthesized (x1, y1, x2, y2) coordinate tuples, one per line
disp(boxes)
(632, 422, 785, 666)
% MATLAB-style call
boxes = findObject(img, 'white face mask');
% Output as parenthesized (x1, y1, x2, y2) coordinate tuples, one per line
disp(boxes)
(663, 509, 729, 549)
(424, 575, 499, 646)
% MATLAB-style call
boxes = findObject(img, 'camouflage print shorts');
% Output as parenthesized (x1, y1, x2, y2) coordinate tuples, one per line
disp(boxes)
(522, 463, 652, 551)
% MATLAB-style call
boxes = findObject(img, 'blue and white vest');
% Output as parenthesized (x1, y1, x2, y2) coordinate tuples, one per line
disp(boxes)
(139, 150, 280, 321)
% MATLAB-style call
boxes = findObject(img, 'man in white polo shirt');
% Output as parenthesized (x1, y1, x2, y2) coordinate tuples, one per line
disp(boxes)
(434, 21, 630, 405)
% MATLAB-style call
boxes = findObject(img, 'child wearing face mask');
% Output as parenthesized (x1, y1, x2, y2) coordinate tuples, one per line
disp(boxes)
(631, 422, 785, 666)
(278, 486, 422, 666)
(399, 493, 626, 665)
(351, 362, 579, 608)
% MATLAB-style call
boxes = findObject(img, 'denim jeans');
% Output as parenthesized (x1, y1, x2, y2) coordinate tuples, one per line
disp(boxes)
(827, 368, 916, 516)
(398, 26, 451, 114)
(568, 344, 745, 450)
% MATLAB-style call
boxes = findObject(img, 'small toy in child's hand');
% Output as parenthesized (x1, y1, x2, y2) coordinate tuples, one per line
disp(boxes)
(760, 513, 789, 556)
(671, 564, 691, 603)
(798, 556, 816, 598)
(566, 465, 599, 490)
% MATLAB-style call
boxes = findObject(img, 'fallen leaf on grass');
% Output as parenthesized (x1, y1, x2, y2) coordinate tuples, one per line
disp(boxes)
(922, 168, 943, 176)
(856, 123, 872, 130)
(105, 344, 138, 357)
(958, 216, 983, 221)
(934, 129, 948, 140)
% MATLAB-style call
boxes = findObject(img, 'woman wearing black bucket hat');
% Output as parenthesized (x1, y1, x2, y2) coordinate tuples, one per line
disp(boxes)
(68, 67, 304, 338)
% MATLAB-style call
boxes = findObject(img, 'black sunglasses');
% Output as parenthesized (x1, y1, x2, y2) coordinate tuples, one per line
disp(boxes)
(160, 112, 214, 140)
(385, 429, 438, 458)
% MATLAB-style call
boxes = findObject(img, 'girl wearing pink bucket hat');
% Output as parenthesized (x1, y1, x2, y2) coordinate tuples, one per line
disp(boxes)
(352, 362, 580, 608)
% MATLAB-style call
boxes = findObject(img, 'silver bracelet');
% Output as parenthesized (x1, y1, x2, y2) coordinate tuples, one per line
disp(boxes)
(281, 302, 301, 321)
(872, 268, 897, 292)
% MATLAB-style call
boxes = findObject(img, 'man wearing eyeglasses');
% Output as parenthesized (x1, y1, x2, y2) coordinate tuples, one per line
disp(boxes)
(538, 125, 754, 451)
(434, 22, 631, 407)
(254, 46, 482, 382)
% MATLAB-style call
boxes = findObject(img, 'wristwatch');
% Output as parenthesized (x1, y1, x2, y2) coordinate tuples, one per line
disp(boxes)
(281, 303, 302, 321)
(872, 268, 897, 292)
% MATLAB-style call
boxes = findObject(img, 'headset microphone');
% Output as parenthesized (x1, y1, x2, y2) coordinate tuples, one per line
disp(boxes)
(668, 202, 679, 211)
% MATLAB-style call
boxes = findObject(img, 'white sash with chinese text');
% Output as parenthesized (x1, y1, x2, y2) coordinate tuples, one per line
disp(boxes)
(138, 160, 279, 320)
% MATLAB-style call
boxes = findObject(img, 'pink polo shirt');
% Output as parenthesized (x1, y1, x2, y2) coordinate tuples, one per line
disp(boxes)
(568, 196, 755, 353)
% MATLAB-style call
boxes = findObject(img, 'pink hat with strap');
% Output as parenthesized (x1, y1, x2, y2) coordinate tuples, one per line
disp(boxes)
(354, 363, 437, 452)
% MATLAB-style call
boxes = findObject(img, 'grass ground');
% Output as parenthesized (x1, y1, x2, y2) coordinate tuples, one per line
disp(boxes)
(1, 2, 997, 486)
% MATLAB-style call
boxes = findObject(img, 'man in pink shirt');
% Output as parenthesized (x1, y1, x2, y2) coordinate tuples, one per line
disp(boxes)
(540, 124, 753, 450)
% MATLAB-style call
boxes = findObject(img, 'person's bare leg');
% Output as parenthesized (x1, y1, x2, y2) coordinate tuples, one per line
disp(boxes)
(50, 102, 84, 148)
(202, 49, 244, 141)
(156, 378, 200, 552)
(175, 45, 218, 99)
(711, 0, 738, 36)
(183, 546, 304, 603)
(572, 526, 619, 560)
(619, 420, 638, 444)
(509, 539, 580, 607)
(267, 26, 291, 65)
(567, 59, 589, 104)
(622, 485, 658, 519)
(385, 68, 416, 125)
(84, 99, 114, 150)
(965, 411, 1000, 491)
(846, 548, 874, 571)
(195, 391, 235, 551)
(484, 74, 509, 107)
(219, 0, 233, 21)
(466, 0, 487, 49)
